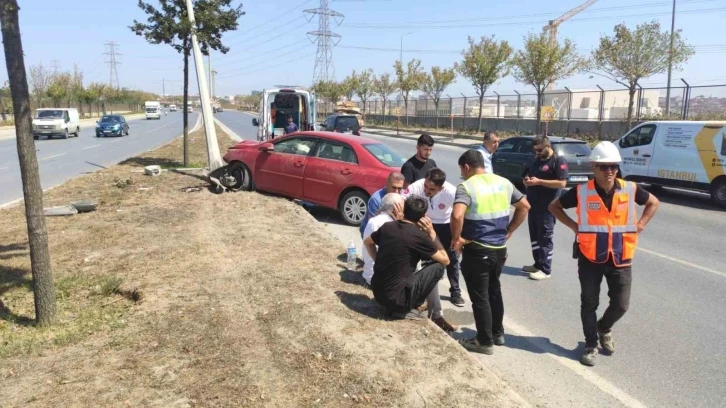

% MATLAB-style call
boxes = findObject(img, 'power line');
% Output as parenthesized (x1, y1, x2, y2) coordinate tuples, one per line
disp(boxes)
(228, 0, 315, 37)
(305, 0, 344, 83)
(103, 41, 122, 89)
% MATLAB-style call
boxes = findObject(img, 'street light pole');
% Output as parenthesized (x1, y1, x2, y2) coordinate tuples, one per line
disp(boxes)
(398, 32, 412, 135)
(665, 0, 676, 116)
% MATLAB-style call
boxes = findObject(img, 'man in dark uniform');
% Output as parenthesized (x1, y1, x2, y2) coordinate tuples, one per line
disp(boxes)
(401, 134, 437, 187)
(522, 135, 569, 281)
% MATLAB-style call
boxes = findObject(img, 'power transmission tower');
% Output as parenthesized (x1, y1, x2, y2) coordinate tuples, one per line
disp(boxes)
(103, 41, 122, 89)
(304, 0, 344, 84)
(51, 60, 60, 73)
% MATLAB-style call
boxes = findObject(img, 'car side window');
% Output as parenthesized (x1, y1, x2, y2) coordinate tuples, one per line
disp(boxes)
(273, 137, 315, 156)
(620, 125, 656, 148)
(315, 140, 358, 164)
(325, 116, 335, 129)
(514, 140, 535, 154)
(496, 139, 516, 153)
(64, 111, 69, 121)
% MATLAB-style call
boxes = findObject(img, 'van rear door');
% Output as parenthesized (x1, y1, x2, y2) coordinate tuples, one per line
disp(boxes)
(310, 91, 317, 131)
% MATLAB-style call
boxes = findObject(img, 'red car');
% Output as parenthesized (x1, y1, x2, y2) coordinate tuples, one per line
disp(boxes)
(221, 131, 406, 225)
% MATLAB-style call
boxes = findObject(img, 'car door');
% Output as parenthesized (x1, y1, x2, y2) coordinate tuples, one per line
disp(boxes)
(617, 124, 656, 180)
(511, 139, 537, 179)
(491, 138, 520, 182)
(303, 139, 359, 205)
(254, 136, 316, 198)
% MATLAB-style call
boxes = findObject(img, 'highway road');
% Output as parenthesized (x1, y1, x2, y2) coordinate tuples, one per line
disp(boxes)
(0, 112, 199, 206)
(216, 110, 726, 408)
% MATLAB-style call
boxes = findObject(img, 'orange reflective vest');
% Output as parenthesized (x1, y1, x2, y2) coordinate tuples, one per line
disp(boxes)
(576, 179, 638, 267)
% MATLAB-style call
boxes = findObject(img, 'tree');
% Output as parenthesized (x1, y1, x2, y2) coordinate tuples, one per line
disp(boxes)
(373, 73, 397, 119)
(0, 0, 57, 326)
(341, 71, 359, 102)
(86, 82, 107, 116)
(28, 63, 50, 108)
(512, 32, 589, 133)
(355, 68, 374, 114)
(68, 64, 84, 114)
(0, 82, 13, 122)
(593, 21, 694, 127)
(422, 66, 456, 129)
(455, 35, 513, 133)
(393, 59, 423, 125)
(312, 80, 344, 115)
(46, 71, 71, 108)
(130, 0, 244, 167)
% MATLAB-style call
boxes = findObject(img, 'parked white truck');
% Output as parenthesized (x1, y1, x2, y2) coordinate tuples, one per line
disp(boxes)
(145, 101, 161, 120)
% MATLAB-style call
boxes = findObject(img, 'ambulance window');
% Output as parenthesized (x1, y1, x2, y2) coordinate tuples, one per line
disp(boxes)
(620, 125, 656, 148)
(721, 131, 726, 156)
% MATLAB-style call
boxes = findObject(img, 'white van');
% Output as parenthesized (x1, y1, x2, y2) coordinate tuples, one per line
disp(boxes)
(170, 104, 177, 112)
(251, 87, 316, 140)
(32, 108, 80, 140)
(145, 101, 161, 119)
(615, 121, 726, 206)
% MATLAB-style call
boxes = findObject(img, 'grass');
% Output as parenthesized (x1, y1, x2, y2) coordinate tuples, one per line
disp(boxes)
(0, 124, 521, 407)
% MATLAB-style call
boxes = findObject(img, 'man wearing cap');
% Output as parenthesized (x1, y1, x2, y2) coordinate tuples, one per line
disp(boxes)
(549, 141, 660, 367)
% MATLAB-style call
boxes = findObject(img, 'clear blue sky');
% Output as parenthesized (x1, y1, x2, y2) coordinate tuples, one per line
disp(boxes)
(3, 0, 726, 98)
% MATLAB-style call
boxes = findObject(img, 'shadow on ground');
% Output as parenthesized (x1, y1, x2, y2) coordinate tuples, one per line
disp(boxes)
(120, 156, 185, 169)
(451, 326, 586, 361)
(0, 264, 35, 326)
(335, 291, 387, 319)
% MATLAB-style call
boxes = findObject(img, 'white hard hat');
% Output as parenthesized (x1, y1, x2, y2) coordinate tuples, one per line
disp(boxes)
(590, 141, 622, 163)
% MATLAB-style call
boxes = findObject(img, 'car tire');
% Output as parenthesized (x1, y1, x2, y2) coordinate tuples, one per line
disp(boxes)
(96, 133, 100, 138)
(74, 126, 80, 137)
(34, 135, 39, 140)
(62, 129, 69, 139)
(710, 179, 726, 208)
(339, 190, 369, 226)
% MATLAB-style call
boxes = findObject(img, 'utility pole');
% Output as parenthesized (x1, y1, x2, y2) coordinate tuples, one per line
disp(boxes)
(304, 0, 344, 83)
(51, 59, 59, 73)
(103, 41, 121, 89)
(665, 0, 676, 116)
(162, 77, 165, 98)
(208, 53, 212, 100)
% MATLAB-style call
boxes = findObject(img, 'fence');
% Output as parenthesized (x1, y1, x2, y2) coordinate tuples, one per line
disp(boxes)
(316, 84, 726, 140)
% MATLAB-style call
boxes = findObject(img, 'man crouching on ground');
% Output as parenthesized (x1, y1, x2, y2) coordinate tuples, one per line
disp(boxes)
(363, 196, 458, 332)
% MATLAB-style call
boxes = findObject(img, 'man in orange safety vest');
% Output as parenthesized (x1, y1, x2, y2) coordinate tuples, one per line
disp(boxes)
(548, 141, 659, 367)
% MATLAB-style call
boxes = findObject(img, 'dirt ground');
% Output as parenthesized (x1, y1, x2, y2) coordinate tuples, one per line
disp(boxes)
(0, 126, 525, 407)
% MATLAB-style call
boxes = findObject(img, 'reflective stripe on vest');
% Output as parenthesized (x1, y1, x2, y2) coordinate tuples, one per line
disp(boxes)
(576, 179, 638, 267)
(460, 174, 512, 248)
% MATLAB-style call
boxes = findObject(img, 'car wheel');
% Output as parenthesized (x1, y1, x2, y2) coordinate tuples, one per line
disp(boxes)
(710, 179, 726, 208)
(96, 133, 100, 137)
(339, 190, 369, 226)
(62, 129, 69, 139)
(74, 126, 80, 137)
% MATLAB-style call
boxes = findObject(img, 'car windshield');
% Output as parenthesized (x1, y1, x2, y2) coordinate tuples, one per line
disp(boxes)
(35, 110, 63, 119)
(554, 142, 591, 157)
(363, 143, 406, 167)
(100, 116, 120, 123)
(335, 117, 359, 130)
(146, 108, 157, 113)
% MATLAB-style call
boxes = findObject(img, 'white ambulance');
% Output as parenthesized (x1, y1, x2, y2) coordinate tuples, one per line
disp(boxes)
(615, 121, 726, 207)
(251, 87, 317, 141)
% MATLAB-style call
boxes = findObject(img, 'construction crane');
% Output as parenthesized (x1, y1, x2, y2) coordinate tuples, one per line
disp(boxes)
(543, 0, 598, 90)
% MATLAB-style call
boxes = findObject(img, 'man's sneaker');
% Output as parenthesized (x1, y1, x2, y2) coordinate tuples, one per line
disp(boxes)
(598, 329, 615, 355)
(416, 300, 429, 312)
(433, 317, 459, 333)
(460, 337, 494, 355)
(493, 335, 506, 346)
(529, 271, 552, 281)
(522, 264, 539, 273)
(391, 309, 425, 321)
(580, 347, 598, 366)
(362, 282, 372, 291)
(450, 293, 465, 307)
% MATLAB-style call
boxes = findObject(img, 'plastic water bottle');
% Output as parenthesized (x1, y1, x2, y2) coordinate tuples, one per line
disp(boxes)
(346, 240, 357, 271)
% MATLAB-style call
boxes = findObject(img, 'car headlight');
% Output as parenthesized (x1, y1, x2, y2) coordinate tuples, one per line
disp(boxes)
(113, 124, 120, 129)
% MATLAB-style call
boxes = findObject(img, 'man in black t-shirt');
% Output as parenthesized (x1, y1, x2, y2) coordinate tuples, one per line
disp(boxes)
(363, 196, 457, 332)
(522, 135, 569, 281)
(401, 133, 437, 187)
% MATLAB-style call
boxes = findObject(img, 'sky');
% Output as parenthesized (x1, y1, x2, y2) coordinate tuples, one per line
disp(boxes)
(3, 0, 726, 99)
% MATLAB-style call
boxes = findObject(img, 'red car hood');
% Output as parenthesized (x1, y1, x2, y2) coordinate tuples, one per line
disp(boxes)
(229, 139, 260, 149)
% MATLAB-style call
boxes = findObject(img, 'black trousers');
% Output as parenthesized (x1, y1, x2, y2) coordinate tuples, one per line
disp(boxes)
(460, 244, 507, 346)
(528, 204, 556, 274)
(433, 223, 461, 296)
(395, 262, 445, 313)
(578, 257, 632, 347)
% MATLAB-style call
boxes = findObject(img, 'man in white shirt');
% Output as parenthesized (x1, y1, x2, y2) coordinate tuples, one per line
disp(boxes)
(402, 168, 464, 307)
(362, 193, 405, 288)
(476, 131, 500, 174)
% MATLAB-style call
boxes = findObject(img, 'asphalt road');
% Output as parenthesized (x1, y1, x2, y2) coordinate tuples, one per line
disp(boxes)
(0, 112, 199, 206)
(216, 111, 725, 408)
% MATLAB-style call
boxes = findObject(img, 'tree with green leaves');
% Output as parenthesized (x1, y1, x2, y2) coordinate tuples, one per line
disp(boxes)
(373, 73, 397, 119)
(355, 68, 374, 114)
(511, 32, 589, 133)
(422, 66, 456, 129)
(68, 64, 84, 114)
(593, 20, 694, 127)
(394, 59, 423, 125)
(86, 82, 107, 116)
(312, 80, 344, 115)
(130, 0, 244, 166)
(341, 71, 359, 102)
(1, 0, 57, 326)
(455, 35, 513, 133)
(46, 71, 71, 108)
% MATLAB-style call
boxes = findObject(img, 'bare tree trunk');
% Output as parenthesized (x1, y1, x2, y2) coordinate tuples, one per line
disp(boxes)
(435, 100, 439, 129)
(0, 0, 56, 326)
(182, 41, 189, 167)
(627, 86, 636, 129)
(404, 98, 408, 126)
(536, 91, 543, 135)
(477, 94, 484, 133)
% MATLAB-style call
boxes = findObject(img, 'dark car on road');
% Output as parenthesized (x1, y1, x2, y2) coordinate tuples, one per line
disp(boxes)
(492, 135, 593, 188)
(320, 114, 362, 136)
(95, 115, 129, 137)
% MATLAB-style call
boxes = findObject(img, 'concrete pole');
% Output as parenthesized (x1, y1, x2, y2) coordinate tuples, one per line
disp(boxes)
(665, 0, 676, 116)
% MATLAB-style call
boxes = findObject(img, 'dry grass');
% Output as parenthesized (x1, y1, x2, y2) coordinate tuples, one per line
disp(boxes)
(0, 126, 523, 407)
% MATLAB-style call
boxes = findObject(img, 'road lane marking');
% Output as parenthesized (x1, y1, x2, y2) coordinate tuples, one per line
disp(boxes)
(40, 153, 67, 161)
(638, 247, 726, 278)
(81, 144, 101, 151)
(0, 166, 7, 170)
(110, 139, 124, 144)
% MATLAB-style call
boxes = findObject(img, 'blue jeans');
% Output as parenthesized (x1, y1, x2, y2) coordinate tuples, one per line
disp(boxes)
(433, 223, 461, 296)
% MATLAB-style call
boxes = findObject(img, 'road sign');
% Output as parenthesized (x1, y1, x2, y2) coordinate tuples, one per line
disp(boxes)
(540, 106, 555, 122)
